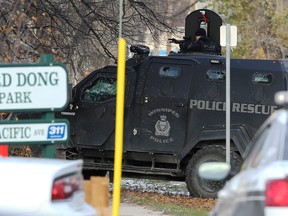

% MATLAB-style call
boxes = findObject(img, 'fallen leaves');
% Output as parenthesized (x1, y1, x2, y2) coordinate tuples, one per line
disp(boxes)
(9, 145, 32, 157)
(121, 189, 216, 211)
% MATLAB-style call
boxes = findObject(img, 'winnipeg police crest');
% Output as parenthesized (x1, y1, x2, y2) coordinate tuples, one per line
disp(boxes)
(148, 108, 179, 144)
(155, 115, 170, 136)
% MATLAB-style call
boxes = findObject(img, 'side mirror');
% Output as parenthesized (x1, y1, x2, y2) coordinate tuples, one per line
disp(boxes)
(198, 162, 231, 181)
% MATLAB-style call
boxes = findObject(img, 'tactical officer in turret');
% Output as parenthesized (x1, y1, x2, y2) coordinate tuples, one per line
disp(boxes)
(187, 28, 221, 54)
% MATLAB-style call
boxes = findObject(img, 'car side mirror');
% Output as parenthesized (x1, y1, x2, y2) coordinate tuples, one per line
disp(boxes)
(198, 162, 231, 181)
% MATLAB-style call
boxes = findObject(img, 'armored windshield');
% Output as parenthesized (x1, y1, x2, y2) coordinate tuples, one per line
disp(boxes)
(81, 77, 116, 102)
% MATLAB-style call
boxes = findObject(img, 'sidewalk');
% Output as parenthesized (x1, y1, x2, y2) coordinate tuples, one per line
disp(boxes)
(119, 202, 168, 216)
(101, 202, 169, 216)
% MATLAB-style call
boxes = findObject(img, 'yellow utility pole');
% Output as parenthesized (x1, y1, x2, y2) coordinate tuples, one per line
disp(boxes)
(112, 37, 126, 216)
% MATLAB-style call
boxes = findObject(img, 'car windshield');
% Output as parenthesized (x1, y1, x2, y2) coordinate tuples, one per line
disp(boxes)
(81, 77, 116, 102)
(241, 118, 286, 170)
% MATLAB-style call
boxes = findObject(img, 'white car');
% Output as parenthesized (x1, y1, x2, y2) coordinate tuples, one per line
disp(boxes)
(0, 157, 98, 216)
(199, 91, 288, 216)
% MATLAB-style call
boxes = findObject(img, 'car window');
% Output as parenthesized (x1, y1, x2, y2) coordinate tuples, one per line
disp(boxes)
(252, 73, 273, 85)
(206, 69, 226, 82)
(159, 66, 181, 78)
(242, 121, 284, 170)
(81, 77, 116, 102)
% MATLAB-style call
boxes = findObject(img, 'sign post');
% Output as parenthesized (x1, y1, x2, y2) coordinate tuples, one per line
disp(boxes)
(220, 25, 237, 164)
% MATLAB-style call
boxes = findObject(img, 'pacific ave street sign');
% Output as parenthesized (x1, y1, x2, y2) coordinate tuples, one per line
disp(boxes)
(0, 120, 69, 144)
(0, 65, 68, 111)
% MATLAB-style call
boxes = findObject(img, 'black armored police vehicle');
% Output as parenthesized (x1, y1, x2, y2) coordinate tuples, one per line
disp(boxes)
(57, 9, 288, 198)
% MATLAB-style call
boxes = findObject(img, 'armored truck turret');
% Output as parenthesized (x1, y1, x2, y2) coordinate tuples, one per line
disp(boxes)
(57, 9, 288, 198)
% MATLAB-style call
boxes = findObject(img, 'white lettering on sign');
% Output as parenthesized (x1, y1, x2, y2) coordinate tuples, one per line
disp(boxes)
(0, 122, 68, 143)
(0, 66, 68, 110)
(148, 108, 180, 118)
(61, 111, 75, 116)
(149, 136, 174, 143)
(189, 99, 278, 115)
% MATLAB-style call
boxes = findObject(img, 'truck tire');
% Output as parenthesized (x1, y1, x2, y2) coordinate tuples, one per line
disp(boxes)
(185, 145, 240, 198)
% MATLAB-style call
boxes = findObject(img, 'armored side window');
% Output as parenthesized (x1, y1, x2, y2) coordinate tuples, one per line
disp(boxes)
(252, 73, 273, 85)
(159, 66, 181, 78)
(81, 76, 116, 102)
(206, 69, 226, 82)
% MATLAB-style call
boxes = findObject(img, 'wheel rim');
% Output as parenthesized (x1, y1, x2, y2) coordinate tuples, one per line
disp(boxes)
(198, 177, 225, 193)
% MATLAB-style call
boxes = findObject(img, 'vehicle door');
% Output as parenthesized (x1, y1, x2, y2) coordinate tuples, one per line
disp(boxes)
(139, 61, 194, 152)
(73, 72, 117, 147)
